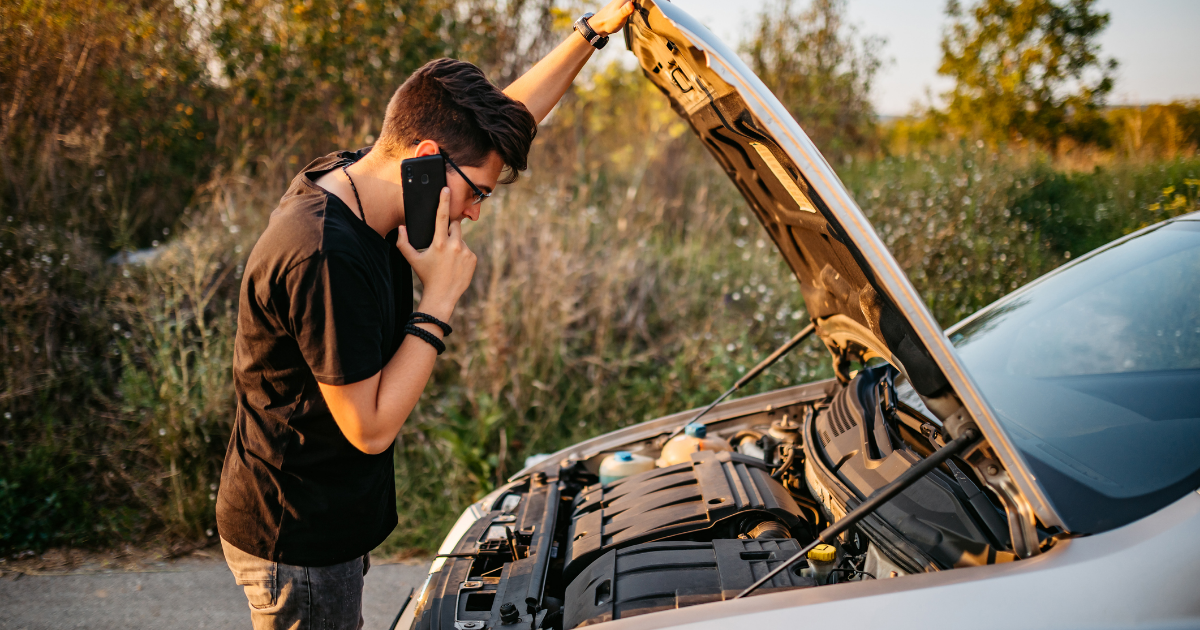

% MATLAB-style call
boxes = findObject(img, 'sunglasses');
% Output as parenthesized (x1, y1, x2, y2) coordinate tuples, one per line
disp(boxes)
(441, 151, 492, 206)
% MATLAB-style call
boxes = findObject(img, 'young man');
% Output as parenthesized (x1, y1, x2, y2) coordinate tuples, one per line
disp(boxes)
(215, 2, 634, 628)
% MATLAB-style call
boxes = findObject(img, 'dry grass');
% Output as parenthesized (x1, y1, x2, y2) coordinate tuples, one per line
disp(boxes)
(4, 57, 1199, 556)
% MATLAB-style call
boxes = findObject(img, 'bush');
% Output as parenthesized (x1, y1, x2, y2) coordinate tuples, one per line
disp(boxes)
(4, 1, 1199, 556)
(0, 0, 556, 553)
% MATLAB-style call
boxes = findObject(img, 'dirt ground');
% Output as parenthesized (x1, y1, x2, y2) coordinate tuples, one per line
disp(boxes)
(0, 545, 429, 630)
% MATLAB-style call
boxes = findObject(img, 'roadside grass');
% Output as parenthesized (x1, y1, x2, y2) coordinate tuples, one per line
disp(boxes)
(4, 65, 1200, 555)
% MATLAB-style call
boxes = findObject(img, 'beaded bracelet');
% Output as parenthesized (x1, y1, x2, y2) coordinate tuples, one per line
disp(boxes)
(405, 324, 446, 355)
(409, 311, 452, 337)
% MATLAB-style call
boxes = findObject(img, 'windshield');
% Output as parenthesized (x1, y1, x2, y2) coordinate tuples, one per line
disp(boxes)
(949, 218, 1200, 534)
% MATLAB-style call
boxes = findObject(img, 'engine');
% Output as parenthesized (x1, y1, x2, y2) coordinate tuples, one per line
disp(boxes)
(408, 381, 945, 630)
(560, 449, 816, 626)
(564, 450, 806, 581)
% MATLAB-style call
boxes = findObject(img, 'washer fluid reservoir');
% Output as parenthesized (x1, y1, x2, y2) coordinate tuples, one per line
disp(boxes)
(656, 423, 732, 467)
(599, 451, 656, 484)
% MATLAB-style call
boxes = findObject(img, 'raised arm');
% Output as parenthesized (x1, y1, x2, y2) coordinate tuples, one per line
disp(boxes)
(504, 0, 635, 124)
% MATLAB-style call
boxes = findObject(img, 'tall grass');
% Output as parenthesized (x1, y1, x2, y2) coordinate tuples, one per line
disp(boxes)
(4, 5, 1200, 554)
(379, 70, 1200, 552)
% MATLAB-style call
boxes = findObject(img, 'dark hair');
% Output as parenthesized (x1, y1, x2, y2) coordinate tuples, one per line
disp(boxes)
(376, 58, 537, 185)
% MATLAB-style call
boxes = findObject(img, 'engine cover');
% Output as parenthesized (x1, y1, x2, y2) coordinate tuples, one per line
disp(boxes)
(564, 538, 816, 628)
(811, 367, 1012, 569)
(562, 450, 806, 583)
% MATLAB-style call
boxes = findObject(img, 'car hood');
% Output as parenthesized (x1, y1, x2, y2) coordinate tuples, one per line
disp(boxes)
(622, 0, 1065, 535)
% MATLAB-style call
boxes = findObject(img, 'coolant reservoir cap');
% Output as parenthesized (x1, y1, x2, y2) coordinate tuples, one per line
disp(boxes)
(684, 423, 707, 438)
(614, 451, 634, 462)
(808, 544, 836, 562)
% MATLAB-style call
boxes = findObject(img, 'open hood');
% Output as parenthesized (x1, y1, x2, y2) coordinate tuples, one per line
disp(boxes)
(622, 0, 1065, 548)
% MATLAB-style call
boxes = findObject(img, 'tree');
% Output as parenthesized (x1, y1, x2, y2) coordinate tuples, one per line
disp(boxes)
(939, 0, 1117, 150)
(742, 0, 883, 160)
(207, 0, 557, 172)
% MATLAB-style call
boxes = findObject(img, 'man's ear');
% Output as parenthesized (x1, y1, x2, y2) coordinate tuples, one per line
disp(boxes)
(413, 139, 440, 158)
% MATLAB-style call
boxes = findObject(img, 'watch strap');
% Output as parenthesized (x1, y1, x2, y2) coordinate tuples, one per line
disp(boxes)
(574, 12, 609, 49)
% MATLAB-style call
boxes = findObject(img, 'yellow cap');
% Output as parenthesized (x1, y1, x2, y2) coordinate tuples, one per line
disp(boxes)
(807, 544, 836, 562)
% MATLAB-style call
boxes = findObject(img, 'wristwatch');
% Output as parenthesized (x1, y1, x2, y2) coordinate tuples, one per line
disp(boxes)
(574, 12, 609, 49)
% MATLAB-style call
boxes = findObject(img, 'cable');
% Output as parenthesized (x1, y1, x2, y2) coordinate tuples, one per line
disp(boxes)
(828, 568, 876, 580)
(770, 444, 796, 479)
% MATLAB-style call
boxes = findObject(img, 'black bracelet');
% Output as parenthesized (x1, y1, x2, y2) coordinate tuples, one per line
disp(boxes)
(409, 311, 452, 337)
(405, 324, 446, 355)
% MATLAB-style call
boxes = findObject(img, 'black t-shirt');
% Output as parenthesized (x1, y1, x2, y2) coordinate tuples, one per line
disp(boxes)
(216, 148, 412, 566)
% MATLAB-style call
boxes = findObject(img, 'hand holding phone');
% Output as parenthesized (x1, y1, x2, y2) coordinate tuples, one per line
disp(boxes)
(396, 187, 477, 322)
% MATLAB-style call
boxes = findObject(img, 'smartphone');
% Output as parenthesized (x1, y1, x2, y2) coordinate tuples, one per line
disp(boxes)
(401, 154, 446, 250)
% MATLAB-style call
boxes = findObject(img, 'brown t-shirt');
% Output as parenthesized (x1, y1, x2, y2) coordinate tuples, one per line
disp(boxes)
(216, 148, 411, 566)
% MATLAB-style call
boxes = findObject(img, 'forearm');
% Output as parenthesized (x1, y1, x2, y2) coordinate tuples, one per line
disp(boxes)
(504, 31, 595, 124)
(365, 323, 443, 447)
(320, 304, 449, 454)
(504, 0, 634, 123)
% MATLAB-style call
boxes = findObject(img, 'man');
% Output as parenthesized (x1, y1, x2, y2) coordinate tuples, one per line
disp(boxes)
(215, 2, 634, 628)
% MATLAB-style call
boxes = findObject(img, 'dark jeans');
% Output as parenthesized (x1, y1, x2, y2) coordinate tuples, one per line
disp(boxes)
(222, 538, 370, 630)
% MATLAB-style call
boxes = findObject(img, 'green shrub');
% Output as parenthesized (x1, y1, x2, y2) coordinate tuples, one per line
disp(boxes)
(4, 0, 1199, 556)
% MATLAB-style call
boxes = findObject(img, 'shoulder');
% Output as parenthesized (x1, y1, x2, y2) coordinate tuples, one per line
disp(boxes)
(248, 186, 328, 278)
(243, 151, 373, 286)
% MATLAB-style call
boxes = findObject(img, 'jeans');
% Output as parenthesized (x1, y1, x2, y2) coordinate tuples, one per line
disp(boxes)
(222, 537, 370, 630)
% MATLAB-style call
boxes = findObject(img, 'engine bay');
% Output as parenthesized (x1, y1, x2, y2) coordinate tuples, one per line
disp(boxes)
(409, 368, 1019, 630)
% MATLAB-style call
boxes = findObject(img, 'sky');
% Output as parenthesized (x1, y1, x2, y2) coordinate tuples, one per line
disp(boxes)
(602, 0, 1200, 117)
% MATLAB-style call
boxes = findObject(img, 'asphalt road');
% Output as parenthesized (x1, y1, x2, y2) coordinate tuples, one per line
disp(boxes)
(0, 557, 429, 630)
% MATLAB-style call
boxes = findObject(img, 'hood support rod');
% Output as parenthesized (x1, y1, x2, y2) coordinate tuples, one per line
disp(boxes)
(734, 427, 981, 599)
(667, 322, 816, 440)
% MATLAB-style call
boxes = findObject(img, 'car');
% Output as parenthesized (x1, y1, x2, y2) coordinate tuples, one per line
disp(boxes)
(396, 2, 1200, 628)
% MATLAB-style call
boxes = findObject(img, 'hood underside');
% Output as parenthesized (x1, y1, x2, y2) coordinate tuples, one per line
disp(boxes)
(622, 0, 1065, 537)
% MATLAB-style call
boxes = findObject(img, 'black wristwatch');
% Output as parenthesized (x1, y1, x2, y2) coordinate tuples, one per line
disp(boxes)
(573, 12, 609, 49)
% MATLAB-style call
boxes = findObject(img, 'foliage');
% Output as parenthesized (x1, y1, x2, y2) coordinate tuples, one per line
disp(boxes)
(207, 0, 557, 176)
(1, 0, 228, 549)
(1007, 158, 1200, 259)
(742, 0, 883, 160)
(111, 211, 245, 539)
(939, 0, 1117, 150)
(4, 0, 1200, 556)
(1106, 102, 1200, 160)
(0, 224, 140, 549)
(0, 0, 221, 251)
(377, 67, 1200, 552)
(0, 0, 556, 552)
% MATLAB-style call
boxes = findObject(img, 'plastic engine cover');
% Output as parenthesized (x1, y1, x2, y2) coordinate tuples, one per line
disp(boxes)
(563, 450, 805, 583)
(564, 538, 816, 628)
(813, 366, 1011, 568)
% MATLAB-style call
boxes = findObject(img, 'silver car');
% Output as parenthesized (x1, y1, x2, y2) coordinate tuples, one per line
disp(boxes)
(398, 2, 1200, 628)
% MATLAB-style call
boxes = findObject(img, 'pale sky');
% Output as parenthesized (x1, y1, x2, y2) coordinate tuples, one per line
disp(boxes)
(598, 0, 1200, 117)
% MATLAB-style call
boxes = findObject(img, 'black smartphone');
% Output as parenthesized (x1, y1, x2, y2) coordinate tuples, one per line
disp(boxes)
(401, 154, 446, 250)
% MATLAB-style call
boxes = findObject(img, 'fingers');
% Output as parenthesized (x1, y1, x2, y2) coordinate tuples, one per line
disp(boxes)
(447, 217, 463, 242)
(395, 225, 418, 260)
(595, 0, 634, 34)
(432, 187, 451, 245)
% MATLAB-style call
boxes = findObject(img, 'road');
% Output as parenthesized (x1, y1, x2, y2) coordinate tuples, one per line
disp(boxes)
(0, 555, 429, 630)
